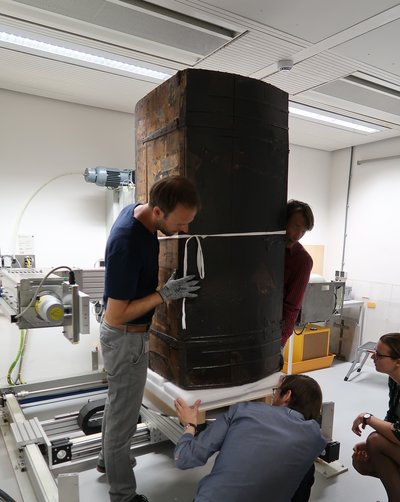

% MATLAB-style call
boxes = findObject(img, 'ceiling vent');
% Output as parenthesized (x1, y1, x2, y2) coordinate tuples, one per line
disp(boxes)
(343, 72, 400, 99)
(10, 0, 240, 65)
(307, 71, 400, 125)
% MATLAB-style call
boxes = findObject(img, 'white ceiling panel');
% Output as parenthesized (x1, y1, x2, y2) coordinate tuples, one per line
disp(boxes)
(264, 52, 356, 96)
(2, 0, 400, 150)
(188, 0, 400, 43)
(332, 19, 400, 74)
(195, 30, 306, 74)
(12, 0, 104, 19)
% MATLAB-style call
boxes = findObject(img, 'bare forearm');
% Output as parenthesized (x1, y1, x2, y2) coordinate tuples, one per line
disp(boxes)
(105, 293, 163, 325)
(353, 413, 400, 446)
(369, 416, 400, 445)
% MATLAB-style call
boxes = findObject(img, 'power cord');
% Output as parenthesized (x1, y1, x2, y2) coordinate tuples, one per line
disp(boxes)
(7, 329, 27, 386)
(0, 488, 17, 502)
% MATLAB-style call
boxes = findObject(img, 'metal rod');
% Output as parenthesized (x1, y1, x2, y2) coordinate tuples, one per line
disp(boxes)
(357, 153, 400, 165)
(341, 146, 354, 272)
(287, 333, 294, 375)
(15, 380, 107, 398)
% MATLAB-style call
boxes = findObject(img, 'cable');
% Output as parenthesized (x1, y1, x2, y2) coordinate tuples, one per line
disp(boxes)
(12, 173, 82, 254)
(13, 256, 22, 268)
(0, 488, 17, 502)
(332, 291, 338, 314)
(16, 329, 29, 384)
(293, 324, 307, 335)
(7, 329, 25, 386)
(141, 402, 173, 419)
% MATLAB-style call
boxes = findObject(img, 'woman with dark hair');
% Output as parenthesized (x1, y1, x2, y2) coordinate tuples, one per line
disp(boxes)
(352, 332, 400, 502)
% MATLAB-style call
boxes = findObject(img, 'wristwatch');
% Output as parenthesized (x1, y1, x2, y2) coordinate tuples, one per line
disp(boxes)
(183, 422, 197, 433)
(362, 413, 373, 426)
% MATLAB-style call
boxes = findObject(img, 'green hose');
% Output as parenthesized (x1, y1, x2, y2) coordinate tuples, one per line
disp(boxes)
(7, 329, 27, 386)
(16, 329, 29, 384)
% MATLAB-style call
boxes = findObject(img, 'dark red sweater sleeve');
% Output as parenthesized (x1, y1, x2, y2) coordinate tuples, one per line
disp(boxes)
(281, 244, 313, 347)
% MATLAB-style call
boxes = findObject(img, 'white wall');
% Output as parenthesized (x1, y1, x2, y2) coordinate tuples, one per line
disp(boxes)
(287, 137, 400, 347)
(0, 90, 135, 385)
(303, 135, 400, 346)
(288, 143, 333, 268)
(340, 137, 400, 343)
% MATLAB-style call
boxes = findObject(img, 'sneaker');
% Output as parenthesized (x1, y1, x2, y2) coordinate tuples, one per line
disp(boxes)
(96, 456, 137, 474)
(130, 495, 149, 502)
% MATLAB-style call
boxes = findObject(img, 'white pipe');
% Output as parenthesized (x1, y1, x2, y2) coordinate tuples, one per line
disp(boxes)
(287, 333, 294, 375)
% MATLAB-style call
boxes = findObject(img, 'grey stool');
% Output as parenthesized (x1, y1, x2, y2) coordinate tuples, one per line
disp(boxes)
(344, 341, 376, 381)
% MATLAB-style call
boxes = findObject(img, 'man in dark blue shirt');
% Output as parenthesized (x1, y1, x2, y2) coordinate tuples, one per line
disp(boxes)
(98, 176, 200, 502)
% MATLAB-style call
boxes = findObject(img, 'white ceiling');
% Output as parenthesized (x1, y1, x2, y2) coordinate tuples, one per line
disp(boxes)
(1, 0, 400, 151)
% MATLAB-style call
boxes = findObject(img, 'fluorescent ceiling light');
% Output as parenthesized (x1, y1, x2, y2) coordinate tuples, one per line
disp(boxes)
(0, 31, 171, 80)
(289, 102, 386, 134)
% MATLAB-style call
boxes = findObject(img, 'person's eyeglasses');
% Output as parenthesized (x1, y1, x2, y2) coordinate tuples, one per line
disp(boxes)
(374, 350, 396, 360)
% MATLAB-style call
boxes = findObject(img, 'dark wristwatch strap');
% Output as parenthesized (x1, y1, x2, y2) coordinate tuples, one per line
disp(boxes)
(183, 422, 197, 432)
(362, 413, 373, 426)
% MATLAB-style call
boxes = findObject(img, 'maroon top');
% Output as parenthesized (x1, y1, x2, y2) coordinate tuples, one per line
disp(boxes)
(281, 242, 313, 347)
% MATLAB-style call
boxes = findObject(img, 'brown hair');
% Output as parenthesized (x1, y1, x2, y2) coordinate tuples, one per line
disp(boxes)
(149, 176, 200, 216)
(287, 199, 314, 231)
(380, 333, 400, 359)
(279, 374, 322, 420)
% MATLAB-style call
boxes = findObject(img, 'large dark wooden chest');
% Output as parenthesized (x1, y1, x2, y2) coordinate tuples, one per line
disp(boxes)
(135, 69, 288, 389)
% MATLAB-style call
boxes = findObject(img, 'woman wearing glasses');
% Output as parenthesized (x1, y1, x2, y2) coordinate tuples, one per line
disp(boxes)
(351, 332, 400, 502)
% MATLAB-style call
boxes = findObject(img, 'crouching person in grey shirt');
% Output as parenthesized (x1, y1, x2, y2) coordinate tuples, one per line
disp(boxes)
(174, 374, 327, 502)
